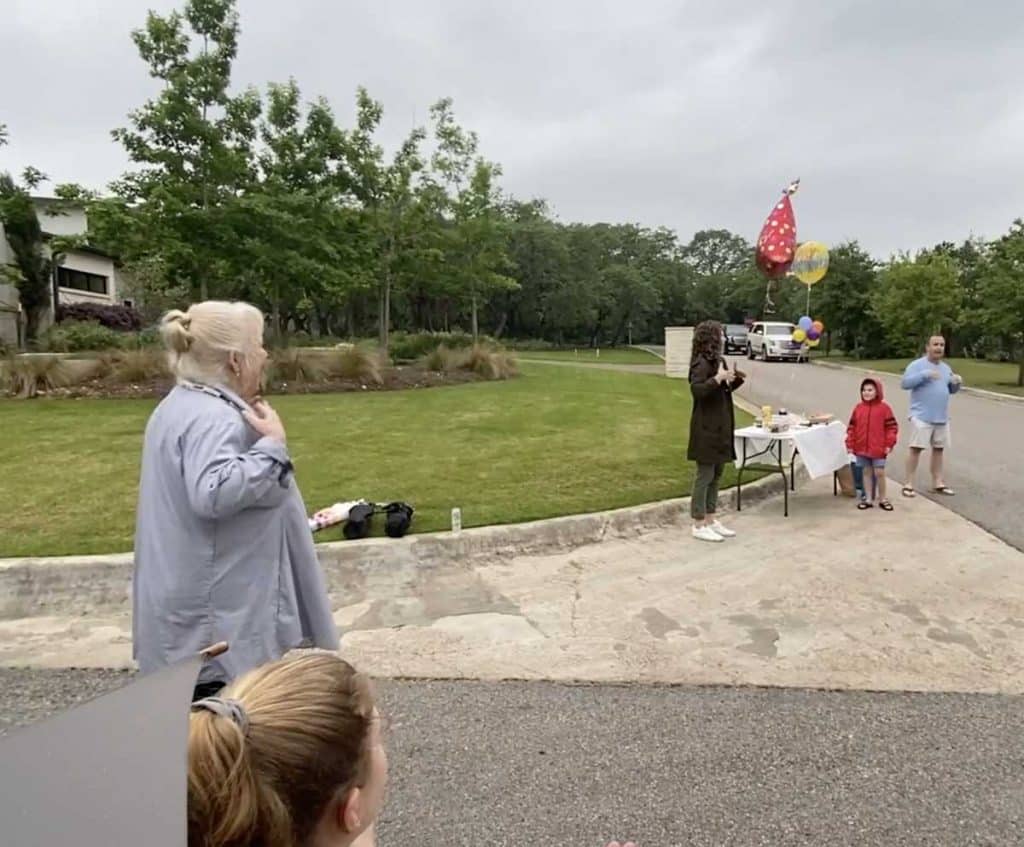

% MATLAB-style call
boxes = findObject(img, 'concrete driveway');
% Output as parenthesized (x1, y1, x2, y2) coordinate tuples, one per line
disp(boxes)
(730, 356, 1024, 550)
(9, 475, 1022, 694)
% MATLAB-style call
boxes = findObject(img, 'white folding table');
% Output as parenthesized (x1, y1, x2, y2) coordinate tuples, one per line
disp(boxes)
(733, 420, 848, 516)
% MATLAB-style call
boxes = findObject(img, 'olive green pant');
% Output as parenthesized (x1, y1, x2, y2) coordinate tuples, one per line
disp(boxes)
(691, 462, 725, 520)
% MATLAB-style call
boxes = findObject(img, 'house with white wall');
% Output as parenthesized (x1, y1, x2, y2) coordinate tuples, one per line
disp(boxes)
(0, 197, 128, 346)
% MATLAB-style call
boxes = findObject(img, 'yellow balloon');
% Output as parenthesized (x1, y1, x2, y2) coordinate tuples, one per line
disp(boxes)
(807, 338, 820, 348)
(792, 241, 829, 286)
(792, 328, 807, 343)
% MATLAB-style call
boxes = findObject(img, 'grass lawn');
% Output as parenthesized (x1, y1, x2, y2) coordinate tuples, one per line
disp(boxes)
(0, 364, 751, 557)
(821, 356, 1023, 397)
(515, 348, 662, 365)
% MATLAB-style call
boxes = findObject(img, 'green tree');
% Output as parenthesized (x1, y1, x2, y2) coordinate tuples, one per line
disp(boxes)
(601, 263, 660, 345)
(874, 253, 961, 356)
(238, 79, 360, 339)
(491, 199, 571, 338)
(426, 99, 515, 340)
(535, 222, 604, 343)
(0, 165, 51, 342)
(452, 159, 517, 338)
(625, 226, 683, 343)
(681, 229, 754, 322)
(346, 88, 428, 353)
(811, 241, 883, 357)
(109, 0, 261, 300)
(976, 220, 1024, 385)
(0, 129, 79, 342)
(922, 239, 990, 357)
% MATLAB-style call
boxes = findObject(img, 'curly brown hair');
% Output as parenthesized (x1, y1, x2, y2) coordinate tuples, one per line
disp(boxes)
(690, 320, 723, 366)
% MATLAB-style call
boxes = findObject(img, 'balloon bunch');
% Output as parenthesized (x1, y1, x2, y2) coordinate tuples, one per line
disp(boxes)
(791, 316, 825, 348)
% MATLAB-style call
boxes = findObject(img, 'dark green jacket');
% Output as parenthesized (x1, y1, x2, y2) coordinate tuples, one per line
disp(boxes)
(687, 355, 745, 464)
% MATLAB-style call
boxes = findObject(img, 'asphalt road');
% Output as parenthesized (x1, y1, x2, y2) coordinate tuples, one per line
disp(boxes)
(728, 357, 1024, 550)
(2, 669, 1022, 847)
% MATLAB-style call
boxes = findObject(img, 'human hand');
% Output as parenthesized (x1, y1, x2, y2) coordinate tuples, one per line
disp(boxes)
(951, 373, 962, 386)
(716, 362, 730, 384)
(243, 398, 287, 444)
(928, 370, 941, 380)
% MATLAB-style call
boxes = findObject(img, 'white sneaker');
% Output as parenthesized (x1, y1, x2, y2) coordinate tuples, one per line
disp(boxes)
(692, 525, 725, 543)
(710, 520, 736, 538)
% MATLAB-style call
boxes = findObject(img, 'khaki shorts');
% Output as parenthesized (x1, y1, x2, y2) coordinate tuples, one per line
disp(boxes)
(909, 417, 951, 450)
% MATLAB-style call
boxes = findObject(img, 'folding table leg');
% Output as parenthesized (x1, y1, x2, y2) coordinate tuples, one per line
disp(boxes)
(777, 441, 789, 517)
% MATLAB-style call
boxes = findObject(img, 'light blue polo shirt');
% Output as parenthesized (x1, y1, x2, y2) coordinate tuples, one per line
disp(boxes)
(900, 357, 960, 424)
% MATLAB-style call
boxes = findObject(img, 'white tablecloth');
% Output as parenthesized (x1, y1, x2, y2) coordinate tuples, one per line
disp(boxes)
(734, 420, 848, 479)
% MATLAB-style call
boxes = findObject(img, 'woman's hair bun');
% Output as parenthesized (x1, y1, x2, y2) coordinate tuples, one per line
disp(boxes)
(160, 309, 193, 353)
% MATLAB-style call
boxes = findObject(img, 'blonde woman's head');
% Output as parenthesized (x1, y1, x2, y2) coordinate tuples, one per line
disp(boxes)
(160, 301, 268, 399)
(188, 653, 387, 847)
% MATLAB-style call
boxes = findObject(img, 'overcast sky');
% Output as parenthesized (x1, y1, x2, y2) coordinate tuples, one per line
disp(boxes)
(2, 0, 1022, 258)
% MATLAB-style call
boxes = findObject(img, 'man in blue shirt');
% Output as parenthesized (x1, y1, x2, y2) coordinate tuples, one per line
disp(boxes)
(900, 335, 962, 497)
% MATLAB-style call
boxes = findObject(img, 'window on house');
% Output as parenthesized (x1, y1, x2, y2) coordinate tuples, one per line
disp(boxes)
(58, 267, 108, 295)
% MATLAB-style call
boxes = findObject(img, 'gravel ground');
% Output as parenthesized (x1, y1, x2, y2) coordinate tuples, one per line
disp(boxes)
(2, 670, 1022, 846)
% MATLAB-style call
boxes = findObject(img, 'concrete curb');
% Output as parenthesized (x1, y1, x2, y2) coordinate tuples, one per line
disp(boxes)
(0, 471, 798, 620)
(813, 360, 1024, 404)
(631, 345, 665, 360)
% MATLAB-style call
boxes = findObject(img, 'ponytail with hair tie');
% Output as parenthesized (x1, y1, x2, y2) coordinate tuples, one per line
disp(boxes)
(191, 697, 250, 736)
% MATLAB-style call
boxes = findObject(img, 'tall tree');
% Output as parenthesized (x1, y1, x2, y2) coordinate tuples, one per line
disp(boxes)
(0, 128, 80, 342)
(921, 238, 989, 357)
(492, 199, 570, 339)
(453, 159, 517, 338)
(682, 229, 753, 322)
(426, 99, 515, 340)
(811, 241, 883, 357)
(240, 79, 360, 338)
(0, 164, 51, 342)
(976, 220, 1024, 385)
(110, 0, 261, 300)
(346, 88, 427, 353)
(874, 253, 961, 356)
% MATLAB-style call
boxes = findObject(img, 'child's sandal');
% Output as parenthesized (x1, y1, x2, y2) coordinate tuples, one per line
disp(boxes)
(857, 501, 874, 510)
(879, 500, 894, 511)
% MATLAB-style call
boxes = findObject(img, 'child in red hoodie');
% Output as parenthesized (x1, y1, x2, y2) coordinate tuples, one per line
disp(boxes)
(846, 377, 899, 511)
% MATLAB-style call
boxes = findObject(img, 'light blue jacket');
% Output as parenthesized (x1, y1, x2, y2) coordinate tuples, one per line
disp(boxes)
(133, 383, 338, 684)
(900, 356, 961, 424)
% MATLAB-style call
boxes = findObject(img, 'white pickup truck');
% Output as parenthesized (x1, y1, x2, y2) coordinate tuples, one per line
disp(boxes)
(746, 321, 808, 362)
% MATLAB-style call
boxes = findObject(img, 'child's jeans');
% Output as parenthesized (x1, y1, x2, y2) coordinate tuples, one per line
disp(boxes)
(853, 456, 883, 500)
(855, 455, 887, 469)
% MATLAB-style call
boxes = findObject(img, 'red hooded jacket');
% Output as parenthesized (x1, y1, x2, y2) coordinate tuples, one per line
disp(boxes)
(846, 378, 899, 459)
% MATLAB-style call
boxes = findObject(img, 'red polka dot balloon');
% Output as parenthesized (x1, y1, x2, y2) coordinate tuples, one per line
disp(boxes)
(756, 180, 799, 278)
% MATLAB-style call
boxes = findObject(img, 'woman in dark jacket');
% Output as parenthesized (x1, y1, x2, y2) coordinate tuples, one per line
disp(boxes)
(688, 320, 746, 542)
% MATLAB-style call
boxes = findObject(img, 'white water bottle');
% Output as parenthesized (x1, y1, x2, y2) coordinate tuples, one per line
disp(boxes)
(451, 507, 462, 535)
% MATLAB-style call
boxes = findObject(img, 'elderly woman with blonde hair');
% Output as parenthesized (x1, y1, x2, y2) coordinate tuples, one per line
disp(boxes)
(133, 301, 337, 700)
